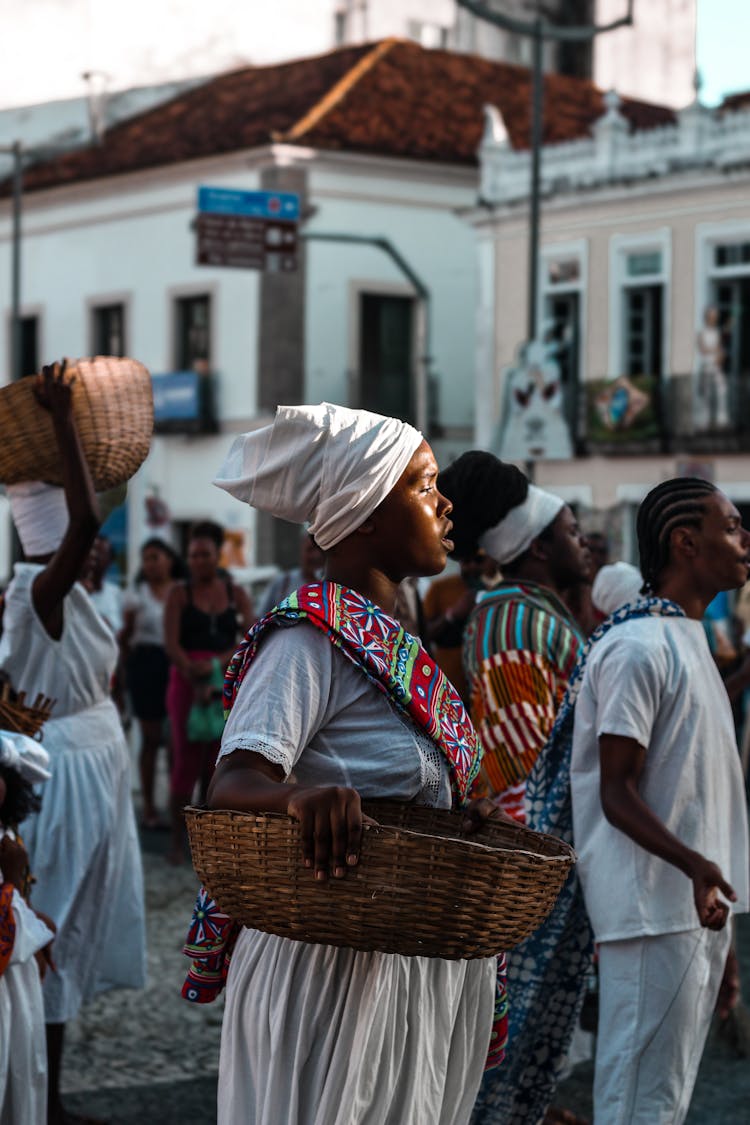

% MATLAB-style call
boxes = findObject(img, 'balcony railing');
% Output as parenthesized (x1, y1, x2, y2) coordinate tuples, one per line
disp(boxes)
(581, 373, 750, 455)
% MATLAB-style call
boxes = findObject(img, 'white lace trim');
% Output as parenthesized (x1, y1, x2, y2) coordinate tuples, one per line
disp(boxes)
(387, 700, 446, 808)
(217, 736, 292, 777)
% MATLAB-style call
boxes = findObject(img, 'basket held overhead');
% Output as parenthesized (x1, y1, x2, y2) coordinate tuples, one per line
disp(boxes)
(185, 801, 576, 959)
(0, 356, 154, 491)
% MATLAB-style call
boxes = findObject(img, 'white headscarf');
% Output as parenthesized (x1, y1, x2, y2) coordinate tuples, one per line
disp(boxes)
(213, 403, 423, 550)
(592, 562, 643, 617)
(6, 481, 69, 557)
(479, 485, 564, 567)
(0, 730, 51, 784)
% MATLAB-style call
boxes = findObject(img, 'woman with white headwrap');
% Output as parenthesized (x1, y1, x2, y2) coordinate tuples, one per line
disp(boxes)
(437, 452, 592, 1125)
(0, 362, 146, 1124)
(183, 403, 498, 1125)
(0, 731, 55, 1125)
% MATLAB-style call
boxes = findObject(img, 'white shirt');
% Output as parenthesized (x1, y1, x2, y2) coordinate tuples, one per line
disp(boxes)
(219, 623, 452, 809)
(571, 615, 750, 942)
(122, 583, 166, 647)
(88, 580, 124, 636)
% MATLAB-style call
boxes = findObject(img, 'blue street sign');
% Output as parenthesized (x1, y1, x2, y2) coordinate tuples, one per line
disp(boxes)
(152, 371, 201, 421)
(198, 186, 300, 222)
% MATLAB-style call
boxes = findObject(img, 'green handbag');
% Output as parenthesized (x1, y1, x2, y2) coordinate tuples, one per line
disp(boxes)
(186, 659, 226, 742)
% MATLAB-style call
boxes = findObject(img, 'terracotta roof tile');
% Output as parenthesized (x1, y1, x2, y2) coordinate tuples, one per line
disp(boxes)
(13, 38, 675, 195)
(720, 90, 750, 113)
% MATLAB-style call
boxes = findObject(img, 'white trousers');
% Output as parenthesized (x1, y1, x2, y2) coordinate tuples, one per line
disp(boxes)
(594, 925, 731, 1125)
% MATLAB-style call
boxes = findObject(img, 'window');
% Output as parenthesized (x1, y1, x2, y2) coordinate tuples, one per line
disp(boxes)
(19, 315, 39, 378)
(358, 293, 415, 424)
(610, 231, 670, 378)
(175, 295, 211, 370)
(539, 242, 586, 433)
(407, 19, 449, 50)
(547, 258, 580, 286)
(626, 251, 662, 278)
(623, 286, 663, 377)
(92, 303, 126, 356)
(334, 8, 348, 45)
(715, 242, 750, 268)
(700, 229, 750, 383)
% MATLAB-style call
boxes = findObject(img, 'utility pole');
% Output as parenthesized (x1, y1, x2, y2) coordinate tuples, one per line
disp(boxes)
(456, 1, 633, 343)
(1, 143, 25, 380)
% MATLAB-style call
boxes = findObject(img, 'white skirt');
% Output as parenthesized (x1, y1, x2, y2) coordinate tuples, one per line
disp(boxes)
(23, 698, 147, 1023)
(219, 927, 496, 1125)
(0, 958, 47, 1124)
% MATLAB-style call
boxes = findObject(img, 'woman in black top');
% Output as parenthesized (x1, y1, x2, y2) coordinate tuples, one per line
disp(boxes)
(164, 521, 253, 863)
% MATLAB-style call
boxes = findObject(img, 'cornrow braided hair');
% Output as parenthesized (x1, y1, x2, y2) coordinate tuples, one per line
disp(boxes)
(637, 477, 717, 593)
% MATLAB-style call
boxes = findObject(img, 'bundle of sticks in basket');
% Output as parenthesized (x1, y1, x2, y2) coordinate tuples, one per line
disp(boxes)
(0, 680, 55, 738)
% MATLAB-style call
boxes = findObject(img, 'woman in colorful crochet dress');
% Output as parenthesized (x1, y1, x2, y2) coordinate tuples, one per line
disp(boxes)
(191, 403, 500, 1125)
(437, 452, 591, 1125)
(0, 361, 146, 1124)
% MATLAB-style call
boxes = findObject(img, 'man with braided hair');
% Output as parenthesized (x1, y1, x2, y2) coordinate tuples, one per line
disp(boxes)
(570, 477, 750, 1124)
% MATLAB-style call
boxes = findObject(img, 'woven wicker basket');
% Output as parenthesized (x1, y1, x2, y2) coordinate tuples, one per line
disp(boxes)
(0, 356, 153, 490)
(185, 801, 575, 958)
(0, 683, 55, 738)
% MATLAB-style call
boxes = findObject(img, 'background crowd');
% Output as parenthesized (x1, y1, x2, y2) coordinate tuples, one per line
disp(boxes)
(2, 383, 750, 1124)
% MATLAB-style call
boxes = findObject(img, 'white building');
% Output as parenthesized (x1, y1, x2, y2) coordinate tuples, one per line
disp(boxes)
(471, 83, 750, 556)
(0, 38, 636, 580)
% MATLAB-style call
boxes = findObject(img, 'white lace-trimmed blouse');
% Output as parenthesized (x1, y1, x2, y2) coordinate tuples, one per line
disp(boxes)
(218, 621, 452, 808)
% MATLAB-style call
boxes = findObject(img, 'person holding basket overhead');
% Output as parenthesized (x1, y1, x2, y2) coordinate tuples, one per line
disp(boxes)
(0, 360, 146, 1124)
(185, 403, 503, 1125)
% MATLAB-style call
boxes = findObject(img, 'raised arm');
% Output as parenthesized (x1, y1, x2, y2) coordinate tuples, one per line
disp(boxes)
(214, 583, 254, 671)
(599, 733, 736, 930)
(31, 362, 101, 639)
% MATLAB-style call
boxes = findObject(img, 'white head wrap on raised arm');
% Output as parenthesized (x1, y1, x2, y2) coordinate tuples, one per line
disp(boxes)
(592, 562, 643, 617)
(478, 485, 564, 567)
(213, 403, 423, 550)
(6, 481, 69, 557)
(0, 730, 51, 783)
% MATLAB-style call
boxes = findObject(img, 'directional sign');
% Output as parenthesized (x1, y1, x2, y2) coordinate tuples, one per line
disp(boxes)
(198, 186, 300, 222)
(196, 186, 300, 271)
(196, 213, 297, 272)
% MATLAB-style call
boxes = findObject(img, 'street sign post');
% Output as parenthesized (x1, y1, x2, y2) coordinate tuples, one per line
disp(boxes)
(196, 186, 300, 271)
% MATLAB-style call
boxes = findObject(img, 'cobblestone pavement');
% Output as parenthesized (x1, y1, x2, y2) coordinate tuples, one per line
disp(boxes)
(62, 828, 222, 1124)
(60, 815, 750, 1124)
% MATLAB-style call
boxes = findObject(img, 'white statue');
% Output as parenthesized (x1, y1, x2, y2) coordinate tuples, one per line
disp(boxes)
(694, 305, 729, 430)
(497, 340, 573, 462)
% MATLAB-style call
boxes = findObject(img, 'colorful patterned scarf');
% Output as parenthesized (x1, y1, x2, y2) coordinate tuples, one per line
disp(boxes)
(184, 583, 508, 1059)
(473, 596, 685, 1124)
(0, 883, 15, 977)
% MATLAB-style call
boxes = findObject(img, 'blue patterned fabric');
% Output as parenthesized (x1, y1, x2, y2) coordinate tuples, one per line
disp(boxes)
(471, 596, 685, 1125)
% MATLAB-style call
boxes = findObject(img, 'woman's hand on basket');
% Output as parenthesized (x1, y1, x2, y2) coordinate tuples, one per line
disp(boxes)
(34, 359, 75, 419)
(286, 785, 371, 881)
(461, 797, 515, 835)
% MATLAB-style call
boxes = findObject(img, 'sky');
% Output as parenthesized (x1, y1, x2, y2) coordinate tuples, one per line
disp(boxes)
(0, 1, 748, 112)
(696, 0, 750, 105)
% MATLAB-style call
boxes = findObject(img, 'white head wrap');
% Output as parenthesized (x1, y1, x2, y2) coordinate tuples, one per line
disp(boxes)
(7, 481, 69, 557)
(592, 562, 643, 617)
(0, 730, 51, 784)
(478, 485, 564, 567)
(213, 403, 423, 550)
